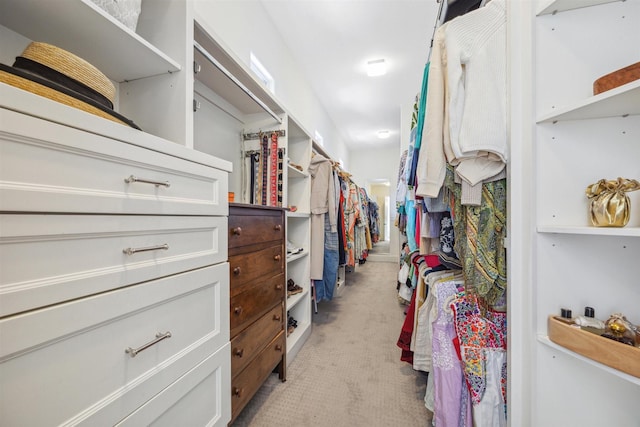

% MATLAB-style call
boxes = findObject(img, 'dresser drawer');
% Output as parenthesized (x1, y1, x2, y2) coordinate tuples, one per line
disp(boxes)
(116, 343, 231, 427)
(0, 214, 227, 317)
(229, 244, 283, 289)
(231, 304, 284, 374)
(228, 214, 284, 249)
(0, 109, 228, 215)
(230, 274, 285, 336)
(231, 332, 285, 419)
(0, 264, 229, 427)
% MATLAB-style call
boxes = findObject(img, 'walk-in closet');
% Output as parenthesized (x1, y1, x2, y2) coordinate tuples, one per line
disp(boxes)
(1, 0, 638, 426)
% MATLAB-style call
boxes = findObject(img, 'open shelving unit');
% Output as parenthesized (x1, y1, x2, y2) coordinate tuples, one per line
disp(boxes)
(527, 0, 640, 424)
(283, 116, 313, 363)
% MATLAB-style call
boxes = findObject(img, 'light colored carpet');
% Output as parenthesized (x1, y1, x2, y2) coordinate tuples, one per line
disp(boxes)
(231, 261, 432, 427)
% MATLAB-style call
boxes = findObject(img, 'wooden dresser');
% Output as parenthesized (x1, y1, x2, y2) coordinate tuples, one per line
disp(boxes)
(228, 204, 286, 422)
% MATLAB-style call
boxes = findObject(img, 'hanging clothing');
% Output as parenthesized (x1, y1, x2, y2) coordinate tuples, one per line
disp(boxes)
(397, 289, 418, 365)
(444, 166, 507, 306)
(445, 0, 507, 187)
(315, 214, 339, 302)
(417, 0, 507, 205)
(277, 147, 284, 206)
(337, 176, 347, 265)
(309, 154, 337, 279)
(451, 294, 507, 427)
(407, 63, 431, 189)
(260, 134, 269, 205)
(416, 22, 452, 200)
(412, 267, 454, 373)
(404, 96, 420, 188)
(431, 278, 472, 427)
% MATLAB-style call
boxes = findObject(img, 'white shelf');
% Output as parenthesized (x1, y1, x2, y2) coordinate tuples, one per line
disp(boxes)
(537, 79, 640, 123)
(287, 211, 310, 218)
(286, 250, 309, 263)
(194, 21, 285, 119)
(537, 0, 620, 16)
(286, 288, 309, 311)
(286, 319, 311, 364)
(0, 85, 232, 172)
(334, 279, 345, 298)
(288, 164, 308, 179)
(538, 225, 640, 237)
(537, 335, 640, 386)
(0, 0, 181, 82)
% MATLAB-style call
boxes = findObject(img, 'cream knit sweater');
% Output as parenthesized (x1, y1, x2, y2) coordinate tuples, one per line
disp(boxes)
(416, 0, 506, 199)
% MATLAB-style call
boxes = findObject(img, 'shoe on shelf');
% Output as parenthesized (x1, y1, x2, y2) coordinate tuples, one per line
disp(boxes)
(287, 278, 303, 297)
(287, 240, 304, 256)
(287, 314, 298, 328)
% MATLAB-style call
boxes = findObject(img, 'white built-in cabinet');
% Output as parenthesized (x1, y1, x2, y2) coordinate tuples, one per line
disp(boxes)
(0, 1, 234, 426)
(192, 14, 314, 367)
(284, 119, 314, 362)
(0, 0, 318, 424)
(512, 0, 640, 425)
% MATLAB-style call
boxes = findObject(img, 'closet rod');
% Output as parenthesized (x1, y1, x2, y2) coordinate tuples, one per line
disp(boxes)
(193, 41, 282, 124)
(243, 129, 286, 140)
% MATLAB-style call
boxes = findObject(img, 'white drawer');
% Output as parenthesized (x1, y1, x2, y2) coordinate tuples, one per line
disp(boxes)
(0, 264, 230, 427)
(116, 343, 231, 427)
(0, 214, 227, 317)
(0, 108, 228, 215)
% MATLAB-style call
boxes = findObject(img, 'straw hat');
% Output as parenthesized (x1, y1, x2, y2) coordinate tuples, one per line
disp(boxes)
(0, 41, 140, 129)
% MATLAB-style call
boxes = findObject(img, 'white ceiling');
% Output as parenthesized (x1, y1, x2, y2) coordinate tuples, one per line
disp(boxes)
(260, 0, 441, 152)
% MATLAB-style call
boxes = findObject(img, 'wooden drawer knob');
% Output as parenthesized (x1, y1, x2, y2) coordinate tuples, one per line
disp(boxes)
(275, 284, 283, 290)
(233, 387, 243, 397)
(234, 348, 244, 358)
(273, 314, 282, 321)
(232, 227, 242, 235)
(234, 306, 243, 315)
(275, 344, 283, 351)
(274, 224, 281, 231)
(274, 254, 281, 261)
(233, 266, 241, 275)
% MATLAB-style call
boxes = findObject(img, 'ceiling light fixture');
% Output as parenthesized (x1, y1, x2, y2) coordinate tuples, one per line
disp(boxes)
(377, 130, 390, 139)
(367, 59, 387, 77)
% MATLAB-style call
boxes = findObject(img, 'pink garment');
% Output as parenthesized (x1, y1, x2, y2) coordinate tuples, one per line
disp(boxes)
(415, 202, 421, 249)
(432, 280, 472, 427)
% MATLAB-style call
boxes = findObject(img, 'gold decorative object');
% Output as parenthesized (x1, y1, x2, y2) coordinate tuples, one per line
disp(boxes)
(604, 313, 637, 346)
(585, 178, 640, 227)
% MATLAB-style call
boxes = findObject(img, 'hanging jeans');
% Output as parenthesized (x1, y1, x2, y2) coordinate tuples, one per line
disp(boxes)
(315, 214, 339, 302)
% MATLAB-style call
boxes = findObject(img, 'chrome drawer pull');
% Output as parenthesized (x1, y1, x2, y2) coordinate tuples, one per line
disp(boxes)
(125, 331, 172, 358)
(125, 175, 170, 188)
(123, 244, 169, 256)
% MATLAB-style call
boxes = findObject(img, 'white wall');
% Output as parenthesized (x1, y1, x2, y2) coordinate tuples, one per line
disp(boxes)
(193, 0, 349, 167)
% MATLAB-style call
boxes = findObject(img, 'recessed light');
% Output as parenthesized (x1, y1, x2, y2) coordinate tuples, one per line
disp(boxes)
(377, 130, 390, 139)
(367, 59, 387, 77)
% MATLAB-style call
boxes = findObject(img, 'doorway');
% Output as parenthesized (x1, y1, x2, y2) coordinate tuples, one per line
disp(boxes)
(369, 181, 391, 256)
